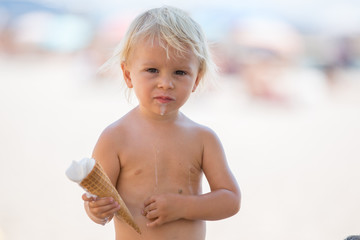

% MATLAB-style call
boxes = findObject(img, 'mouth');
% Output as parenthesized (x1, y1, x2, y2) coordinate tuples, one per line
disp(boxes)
(154, 95, 175, 104)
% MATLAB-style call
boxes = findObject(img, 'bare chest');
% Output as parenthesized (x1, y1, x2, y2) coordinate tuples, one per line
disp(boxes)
(118, 133, 203, 196)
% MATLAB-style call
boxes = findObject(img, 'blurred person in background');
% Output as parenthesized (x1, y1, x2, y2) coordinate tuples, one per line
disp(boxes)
(223, 16, 328, 107)
(227, 17, 303, 104)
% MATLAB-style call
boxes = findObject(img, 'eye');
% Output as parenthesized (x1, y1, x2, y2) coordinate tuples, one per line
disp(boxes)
(175, 70, 186, 75)
(147, 68, 159, 73)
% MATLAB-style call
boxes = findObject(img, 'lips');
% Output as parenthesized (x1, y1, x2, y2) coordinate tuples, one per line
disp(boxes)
(154, 95, 175, 103)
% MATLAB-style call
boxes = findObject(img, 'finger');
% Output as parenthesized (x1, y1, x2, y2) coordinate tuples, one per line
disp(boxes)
(145, 209, 158, 219)
(82, 193, 96, 201)
(144, 196, 156, 207)
(90, 199, 118, 212)
(91, 203, 120, 218)
(147, 217, 162, 227)
(143, 202, 157, 214)
(89, 197, 115, 207)
(98, 205, 120, 219)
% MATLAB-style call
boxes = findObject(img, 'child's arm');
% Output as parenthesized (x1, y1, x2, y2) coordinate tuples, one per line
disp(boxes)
(143, 128, 241, 227)
(83, 127, 121, 224)
(184, 128, 241, 219)
(83, 194, 119, 225)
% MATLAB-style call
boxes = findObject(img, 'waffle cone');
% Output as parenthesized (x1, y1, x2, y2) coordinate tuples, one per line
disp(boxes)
(80, 161, 141, 234)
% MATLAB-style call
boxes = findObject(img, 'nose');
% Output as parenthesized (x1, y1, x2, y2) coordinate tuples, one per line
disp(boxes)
(157, 75, 174, 89)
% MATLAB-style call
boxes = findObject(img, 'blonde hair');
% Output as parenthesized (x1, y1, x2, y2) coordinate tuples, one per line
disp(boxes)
(100, 6, 217, 88)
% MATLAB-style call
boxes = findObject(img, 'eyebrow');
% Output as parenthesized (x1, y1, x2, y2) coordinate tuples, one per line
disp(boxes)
(140, 61, 194, 70)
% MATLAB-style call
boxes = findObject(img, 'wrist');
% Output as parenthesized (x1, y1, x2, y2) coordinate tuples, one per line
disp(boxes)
(180, 194, 195, 220)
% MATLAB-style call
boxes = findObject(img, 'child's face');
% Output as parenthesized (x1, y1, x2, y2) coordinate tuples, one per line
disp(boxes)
(121, 38, 200, 117)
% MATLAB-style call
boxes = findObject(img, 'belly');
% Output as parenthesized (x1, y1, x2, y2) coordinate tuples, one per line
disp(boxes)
(118, 158, 203, 204)
(114, 215, 206, 240)
(114, 167, 204, 239)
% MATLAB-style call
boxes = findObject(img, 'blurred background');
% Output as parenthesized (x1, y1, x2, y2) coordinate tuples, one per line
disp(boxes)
(0, 0, 360, 239)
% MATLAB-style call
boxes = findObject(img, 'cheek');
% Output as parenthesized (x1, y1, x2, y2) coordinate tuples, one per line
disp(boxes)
(132, 80, 152, 96)
(178, 81, 195, 98)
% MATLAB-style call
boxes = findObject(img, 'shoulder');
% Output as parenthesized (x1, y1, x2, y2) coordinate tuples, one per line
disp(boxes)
(91, 113, 134, 167)
(179, 113, 220, 142)
(95, 111, 134, 150)
(98, 109, 136, 141)
(97, 120, 123, 144)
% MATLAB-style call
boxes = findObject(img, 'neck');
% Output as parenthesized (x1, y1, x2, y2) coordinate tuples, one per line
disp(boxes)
(136, 105, 181, 124)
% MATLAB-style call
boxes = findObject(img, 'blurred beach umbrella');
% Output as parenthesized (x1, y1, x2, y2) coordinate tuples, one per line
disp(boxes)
(13, 11, 93, 52)
(42, 14, 93, 52)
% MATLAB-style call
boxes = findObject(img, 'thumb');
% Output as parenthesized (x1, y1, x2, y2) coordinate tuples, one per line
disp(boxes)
(82, 192, 97, 201)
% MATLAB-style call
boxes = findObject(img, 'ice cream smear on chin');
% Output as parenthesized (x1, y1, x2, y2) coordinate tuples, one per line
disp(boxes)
(160, 104, 166, 115)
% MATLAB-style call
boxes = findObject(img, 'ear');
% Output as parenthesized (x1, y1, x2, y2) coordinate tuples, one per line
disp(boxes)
(121, 62, 133, 88)
(192, 74, 201, 92)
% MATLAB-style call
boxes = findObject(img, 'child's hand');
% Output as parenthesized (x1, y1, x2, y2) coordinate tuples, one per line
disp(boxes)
(82, 193, 120, 225)
(142, 193, 183, 227)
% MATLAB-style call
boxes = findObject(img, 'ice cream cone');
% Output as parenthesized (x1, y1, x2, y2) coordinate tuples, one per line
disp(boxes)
(80, 161, 141, 234)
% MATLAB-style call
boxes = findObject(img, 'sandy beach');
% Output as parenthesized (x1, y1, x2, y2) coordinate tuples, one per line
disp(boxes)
(1, 54, 359, 240)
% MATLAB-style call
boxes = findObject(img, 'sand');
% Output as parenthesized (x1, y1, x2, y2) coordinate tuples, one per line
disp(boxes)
(1, 54, 359, 240)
